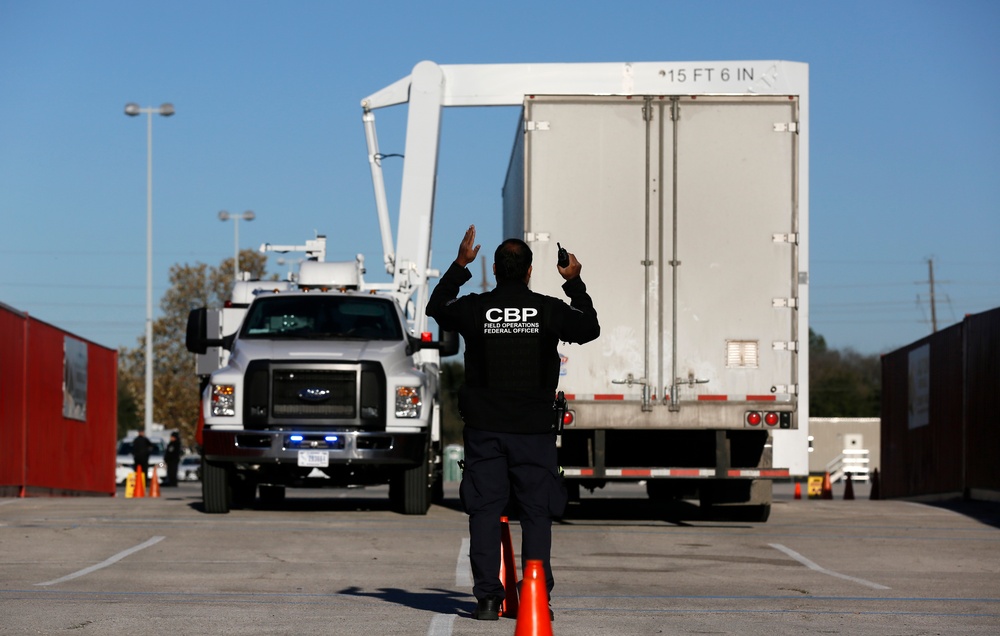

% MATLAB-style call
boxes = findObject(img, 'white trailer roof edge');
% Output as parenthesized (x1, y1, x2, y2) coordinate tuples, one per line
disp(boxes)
(362, 60, 808, 110)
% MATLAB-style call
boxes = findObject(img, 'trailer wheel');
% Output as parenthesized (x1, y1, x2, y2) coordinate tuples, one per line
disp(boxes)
(202, 460, 231, 514)
(646, 480, 685, 501)
(390, 457, 431, 515)
(705, 503, 771, 523)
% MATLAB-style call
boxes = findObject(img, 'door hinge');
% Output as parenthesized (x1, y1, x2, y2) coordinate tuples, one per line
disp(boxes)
(773, 122, 798, 133)
(772, 341, 799, 351)
(524, 120, 550, 132)
(772, 298, 799, 308)
(772, 233, 798, 244)
(771, 384, 799, 395)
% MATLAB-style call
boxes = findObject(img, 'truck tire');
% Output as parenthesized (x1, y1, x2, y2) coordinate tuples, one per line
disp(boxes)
(202, 460, 231, 514)
(390, 459, 431, 515)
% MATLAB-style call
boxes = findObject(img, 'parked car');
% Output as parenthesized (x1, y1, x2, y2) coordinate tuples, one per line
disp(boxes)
(115, 435, 167, 485)
(179, 454, 201, 482)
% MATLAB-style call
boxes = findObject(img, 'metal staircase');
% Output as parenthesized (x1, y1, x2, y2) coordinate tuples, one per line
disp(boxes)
(826, 449, 870, 483)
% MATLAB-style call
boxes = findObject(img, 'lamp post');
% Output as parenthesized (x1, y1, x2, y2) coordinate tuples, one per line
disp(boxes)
(124, 102, 174, 437)
(218, 210, 255, 280)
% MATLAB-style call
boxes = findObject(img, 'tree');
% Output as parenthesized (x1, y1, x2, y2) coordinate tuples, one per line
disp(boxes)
(808, 328, 881, 417)
(118, 250, 271, 446)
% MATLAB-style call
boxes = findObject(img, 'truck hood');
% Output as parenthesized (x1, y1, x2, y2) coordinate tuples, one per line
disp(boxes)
(228, 338, 405, 367)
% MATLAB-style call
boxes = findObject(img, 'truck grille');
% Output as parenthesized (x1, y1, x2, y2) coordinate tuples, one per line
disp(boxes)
(273, 369, 356, 418)
(244, 360, 386, 430)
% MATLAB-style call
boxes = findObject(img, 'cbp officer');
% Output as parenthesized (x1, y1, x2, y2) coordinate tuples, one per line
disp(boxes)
(426, 225, 600, 620)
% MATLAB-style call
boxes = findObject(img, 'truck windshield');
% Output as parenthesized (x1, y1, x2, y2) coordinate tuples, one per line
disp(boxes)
(240, 295, 403, 341)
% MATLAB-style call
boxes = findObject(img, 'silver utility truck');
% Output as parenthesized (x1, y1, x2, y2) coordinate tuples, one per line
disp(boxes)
(361, 61, 810, 521)
(186, 239, 457, 514)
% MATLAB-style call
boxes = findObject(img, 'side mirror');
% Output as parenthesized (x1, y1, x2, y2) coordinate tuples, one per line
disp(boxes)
(186, 308, 227, 354)
(186, 308, 209, 354)
(407, 329, 460, 357)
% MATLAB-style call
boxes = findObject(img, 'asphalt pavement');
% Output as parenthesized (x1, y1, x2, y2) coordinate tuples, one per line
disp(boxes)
(0, 480, 997, 635)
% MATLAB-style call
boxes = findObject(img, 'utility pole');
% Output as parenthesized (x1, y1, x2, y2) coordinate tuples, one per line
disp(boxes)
(927, 258, 938, 333)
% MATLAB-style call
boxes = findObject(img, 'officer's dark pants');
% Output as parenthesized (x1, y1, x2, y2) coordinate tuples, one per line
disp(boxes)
(461, 426, 563, 601)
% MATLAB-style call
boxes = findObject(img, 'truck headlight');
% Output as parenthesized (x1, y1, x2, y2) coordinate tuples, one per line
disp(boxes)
(395, 386, 421, 418)
(211, 384, 236, 416)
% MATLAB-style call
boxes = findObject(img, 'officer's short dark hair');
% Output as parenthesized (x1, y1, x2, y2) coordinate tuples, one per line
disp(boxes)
(494, 239, 532, 283)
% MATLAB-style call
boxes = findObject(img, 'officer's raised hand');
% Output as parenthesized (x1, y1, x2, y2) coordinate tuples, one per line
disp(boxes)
(457, 225, 481, 267)
(558, 252, 582, 281)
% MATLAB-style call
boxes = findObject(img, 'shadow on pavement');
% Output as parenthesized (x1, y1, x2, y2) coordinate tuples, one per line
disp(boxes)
(337, 585, 474, 618)
(926, 497, 1000, 529)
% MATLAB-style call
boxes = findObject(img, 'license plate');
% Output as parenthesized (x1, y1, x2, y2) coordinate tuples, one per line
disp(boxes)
(297, 450, 329, 467)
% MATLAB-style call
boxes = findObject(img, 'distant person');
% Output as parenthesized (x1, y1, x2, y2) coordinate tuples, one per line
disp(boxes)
(131, 431, 152, 481)
(164, 432, 182, 487)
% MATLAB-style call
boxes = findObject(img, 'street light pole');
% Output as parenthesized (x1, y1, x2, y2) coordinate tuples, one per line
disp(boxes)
(218, 210, 255, 281)
(125, 102, 174, 437)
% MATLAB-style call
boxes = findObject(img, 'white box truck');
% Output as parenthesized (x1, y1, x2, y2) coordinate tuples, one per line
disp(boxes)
(361, 61, 810, 521)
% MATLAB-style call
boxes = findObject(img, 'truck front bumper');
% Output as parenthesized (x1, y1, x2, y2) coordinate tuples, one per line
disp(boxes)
(202, 428, 426, 467)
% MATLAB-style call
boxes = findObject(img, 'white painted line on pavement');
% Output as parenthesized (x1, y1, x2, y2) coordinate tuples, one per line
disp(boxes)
(455, 537, 472, 588)
(770, 543, 890, 590)
(427, 613, 456, 636)
(35, 535, 166, 587)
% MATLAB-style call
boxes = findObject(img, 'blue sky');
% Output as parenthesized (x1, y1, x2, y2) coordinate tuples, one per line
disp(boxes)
(1, 0, 997, 355)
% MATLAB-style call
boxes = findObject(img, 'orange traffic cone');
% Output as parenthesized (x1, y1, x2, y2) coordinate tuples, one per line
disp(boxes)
(843, 473, 854, 500)
(794, 482, 802, 500)
(148, 470, 161, 498)
(499, 516, 519, 618)
(870, 468, 881, 500)
(514, 560, 552, 636)
(821, 472, 833, 500)
(133, 469, 146, 498)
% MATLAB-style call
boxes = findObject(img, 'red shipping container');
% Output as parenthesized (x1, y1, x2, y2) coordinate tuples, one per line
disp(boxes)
(0, 302, 117, 497)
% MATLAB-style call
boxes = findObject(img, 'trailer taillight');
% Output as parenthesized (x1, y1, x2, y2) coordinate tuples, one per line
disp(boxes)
(562, 410, 575, 427)
(747, 410, 791, 429)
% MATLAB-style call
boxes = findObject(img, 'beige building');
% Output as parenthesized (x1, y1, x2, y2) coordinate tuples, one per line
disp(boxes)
(808, 418, 880, 482)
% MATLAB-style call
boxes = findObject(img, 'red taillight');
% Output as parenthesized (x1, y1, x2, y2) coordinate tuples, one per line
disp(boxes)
(764, 412, 780, 426)
(420, 332, 432, 342)
(562, 411, 575, 427)
(746, 412, 762, 426)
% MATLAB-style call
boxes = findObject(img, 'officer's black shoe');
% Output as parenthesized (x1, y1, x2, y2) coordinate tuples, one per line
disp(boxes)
(473, 596, 502, 620)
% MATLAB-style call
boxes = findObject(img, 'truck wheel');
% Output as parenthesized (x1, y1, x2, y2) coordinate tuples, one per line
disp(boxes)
(202, 460, 231, 514)
(390, 459, 431, 515)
